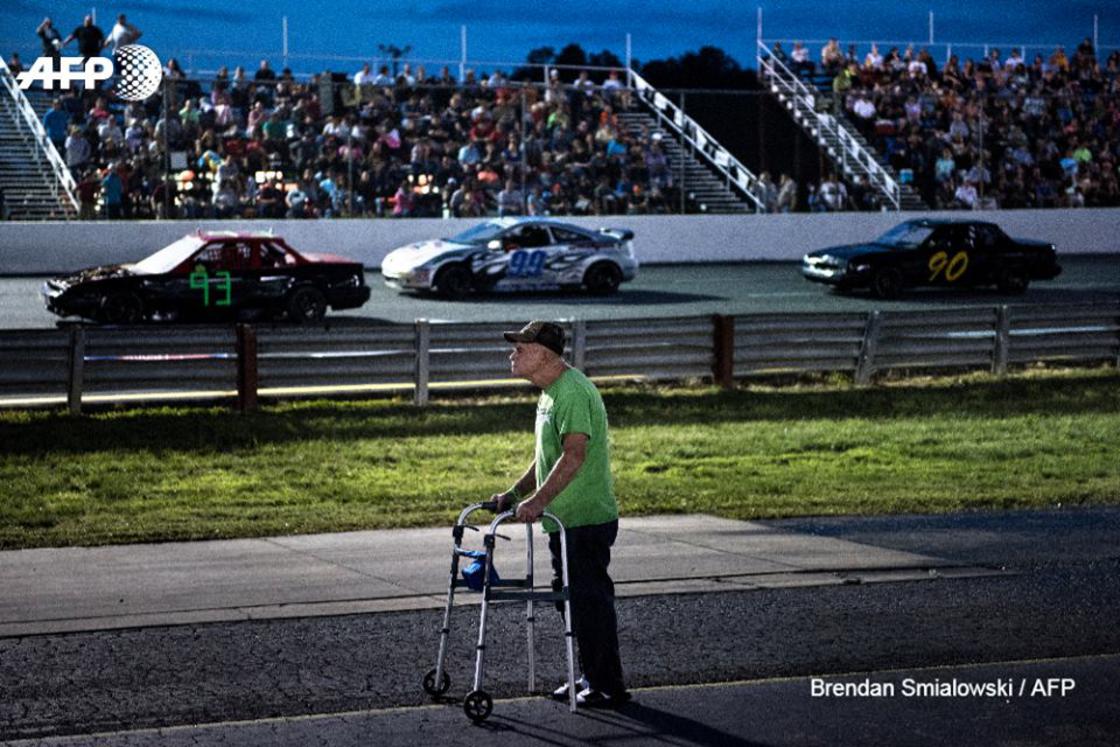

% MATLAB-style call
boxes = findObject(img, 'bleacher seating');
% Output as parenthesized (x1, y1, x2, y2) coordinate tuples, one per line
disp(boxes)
(19, 62, 760, 221)
(779, 38, 1120, 210)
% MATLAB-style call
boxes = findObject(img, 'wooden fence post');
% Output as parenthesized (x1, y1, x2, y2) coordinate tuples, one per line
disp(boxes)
(236, 324, 258, 412)
(712, 314, 735, 388)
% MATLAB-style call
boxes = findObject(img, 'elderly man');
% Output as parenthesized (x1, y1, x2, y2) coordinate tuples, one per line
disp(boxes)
(493, 321, 629, 708)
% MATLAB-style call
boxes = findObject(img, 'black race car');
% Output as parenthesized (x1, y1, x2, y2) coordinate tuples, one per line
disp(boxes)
(801, 219, 1062, 298)
(42, 231, 371, 323)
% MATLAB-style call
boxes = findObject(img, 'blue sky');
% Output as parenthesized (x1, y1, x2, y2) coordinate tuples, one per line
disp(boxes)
(2, 1, 1118, 76)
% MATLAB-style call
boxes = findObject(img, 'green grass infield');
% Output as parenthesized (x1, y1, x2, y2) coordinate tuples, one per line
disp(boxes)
(1, 366, 1118, 549)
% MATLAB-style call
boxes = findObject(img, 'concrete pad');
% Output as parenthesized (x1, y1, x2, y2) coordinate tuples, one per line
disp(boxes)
(0, 514, 987, 637)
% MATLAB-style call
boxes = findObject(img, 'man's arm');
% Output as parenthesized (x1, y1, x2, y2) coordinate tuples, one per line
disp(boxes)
(492, 460, 536, 511)
(515, 432, 587, 522)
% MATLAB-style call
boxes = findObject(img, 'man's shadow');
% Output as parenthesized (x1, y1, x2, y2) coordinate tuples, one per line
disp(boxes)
(476, 700, 766, 746)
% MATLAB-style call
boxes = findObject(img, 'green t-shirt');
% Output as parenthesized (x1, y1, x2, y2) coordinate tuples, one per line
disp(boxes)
(535, 368, 617, 533)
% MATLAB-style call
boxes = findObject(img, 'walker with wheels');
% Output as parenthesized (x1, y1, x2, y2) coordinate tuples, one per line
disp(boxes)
(422, 500, 577, 723)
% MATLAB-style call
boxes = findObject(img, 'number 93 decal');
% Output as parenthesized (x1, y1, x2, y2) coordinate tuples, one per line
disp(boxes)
(928, 250, 969, 282)
(508, 249, 547, 277)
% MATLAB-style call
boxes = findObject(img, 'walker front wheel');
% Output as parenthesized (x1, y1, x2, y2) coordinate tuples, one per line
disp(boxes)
(463, 689, 493, 723)
(422, 668, 451, 697)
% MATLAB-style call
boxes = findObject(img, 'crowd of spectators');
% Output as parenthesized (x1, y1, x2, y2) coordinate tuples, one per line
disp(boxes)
(770, 36, 1120, 210)
(28, 25, 683, 221)
(18, 15, 1120, 219)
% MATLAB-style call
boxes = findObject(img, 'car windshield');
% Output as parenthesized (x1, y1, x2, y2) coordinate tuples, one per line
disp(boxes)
(130, 236, 205, 274)
(446, 221, 507, 244)
(875, 223, 935, 249)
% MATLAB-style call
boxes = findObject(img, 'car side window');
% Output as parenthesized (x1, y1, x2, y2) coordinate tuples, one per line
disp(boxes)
(197, 242, 253, 271)
(194, 244, 227, 271)
(260, 241, 293, 268)
(974, 226, 1000, 252)
(505, 225, 552, 249)
(928, 227, 954, 252)
(551, 227, 591, 245)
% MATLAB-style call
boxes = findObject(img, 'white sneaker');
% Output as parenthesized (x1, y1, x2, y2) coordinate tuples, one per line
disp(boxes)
(551, 675, 589, 700)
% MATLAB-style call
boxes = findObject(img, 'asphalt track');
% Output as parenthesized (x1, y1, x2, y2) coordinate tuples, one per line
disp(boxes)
(2, 255, 1119, 329)
(2, 508, 1119, 745)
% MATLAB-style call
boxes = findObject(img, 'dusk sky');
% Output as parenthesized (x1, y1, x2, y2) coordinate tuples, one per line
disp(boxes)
(2, 1, 1118, 77)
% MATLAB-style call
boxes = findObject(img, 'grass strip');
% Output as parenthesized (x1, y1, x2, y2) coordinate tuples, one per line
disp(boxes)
(1, 367, 1118, 549)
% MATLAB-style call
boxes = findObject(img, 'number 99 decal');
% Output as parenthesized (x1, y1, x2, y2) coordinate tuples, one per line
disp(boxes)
(928, 250, 969, 282)
(508, 249, 547, 277)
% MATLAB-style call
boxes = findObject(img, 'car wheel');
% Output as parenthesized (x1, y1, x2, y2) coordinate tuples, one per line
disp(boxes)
(287, 286, 327, 323)
(996, 268, 1029, 294)
(99, 292, 144, 324)
(434, 264, 472, 299)
(583, 262, 622, 295)
(870, 268, 903, 299)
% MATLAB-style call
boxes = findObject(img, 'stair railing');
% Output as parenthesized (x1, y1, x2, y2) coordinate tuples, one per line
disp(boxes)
(0, 58, 79, 216)
(756, 41, 900, 210)
(629, 70, 765, 211)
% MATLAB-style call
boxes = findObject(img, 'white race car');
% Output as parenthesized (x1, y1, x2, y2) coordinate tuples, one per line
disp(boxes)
(381, 217, 638, 298)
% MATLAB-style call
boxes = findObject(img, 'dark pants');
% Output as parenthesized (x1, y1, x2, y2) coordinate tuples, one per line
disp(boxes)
(548, 519, 625, 695)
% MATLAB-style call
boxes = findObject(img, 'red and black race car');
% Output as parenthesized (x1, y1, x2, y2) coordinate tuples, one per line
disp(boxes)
(42, 231, 371, 323)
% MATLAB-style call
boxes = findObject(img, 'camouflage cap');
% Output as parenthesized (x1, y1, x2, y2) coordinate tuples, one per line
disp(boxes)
(503, 320, 565, 356)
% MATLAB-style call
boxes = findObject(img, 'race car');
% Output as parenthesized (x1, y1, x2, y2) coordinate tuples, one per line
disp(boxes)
(380, 217, 638, 298)
(42, 231, 371, 323)
(801, 219, 1062, 298)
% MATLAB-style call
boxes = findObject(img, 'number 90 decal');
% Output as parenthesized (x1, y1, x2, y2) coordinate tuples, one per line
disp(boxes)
(508, 249, 547, 277)
(928, 250, 969, 282)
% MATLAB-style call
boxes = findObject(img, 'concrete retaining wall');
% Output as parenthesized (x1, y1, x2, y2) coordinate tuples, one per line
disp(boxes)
(1, 209, 1117, 274)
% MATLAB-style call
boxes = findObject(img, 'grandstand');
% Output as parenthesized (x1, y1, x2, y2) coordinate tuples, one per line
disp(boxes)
(1, 30, 1117, 221)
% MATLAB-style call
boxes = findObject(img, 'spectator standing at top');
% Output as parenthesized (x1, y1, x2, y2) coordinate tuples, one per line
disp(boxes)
(36, 18, 63, 67)
(6, 52, 23, 76)
(104, 14, 141, 51)
(821, 38, 843, 76)
(864, 43, 883, 71)
(255, 59, 277, 82)
(62, 15, 105, 65)
(354, 63, 373, 86)
(790, 42, 813, 76)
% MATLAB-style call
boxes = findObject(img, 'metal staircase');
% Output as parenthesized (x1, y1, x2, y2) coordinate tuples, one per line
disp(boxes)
(0, 59, 79, 221)
(614, 109, 750, 213)
(628, 71, 765, 213)
(831, 108, 928, 210)
(756, 41, 926, 211)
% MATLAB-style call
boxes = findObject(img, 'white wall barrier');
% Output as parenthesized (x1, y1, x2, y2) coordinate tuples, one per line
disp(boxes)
(1, 209, 1118, 274)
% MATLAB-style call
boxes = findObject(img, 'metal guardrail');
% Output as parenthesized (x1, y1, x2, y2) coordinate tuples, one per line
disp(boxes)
(629, 70, 766, 212)
(756, 41, 901, 211)
(0, 57, 79, 214)
(1, 304, 1117, 413)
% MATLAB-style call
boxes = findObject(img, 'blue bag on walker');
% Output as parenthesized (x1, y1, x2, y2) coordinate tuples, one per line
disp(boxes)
(461, 550, 499, 592)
